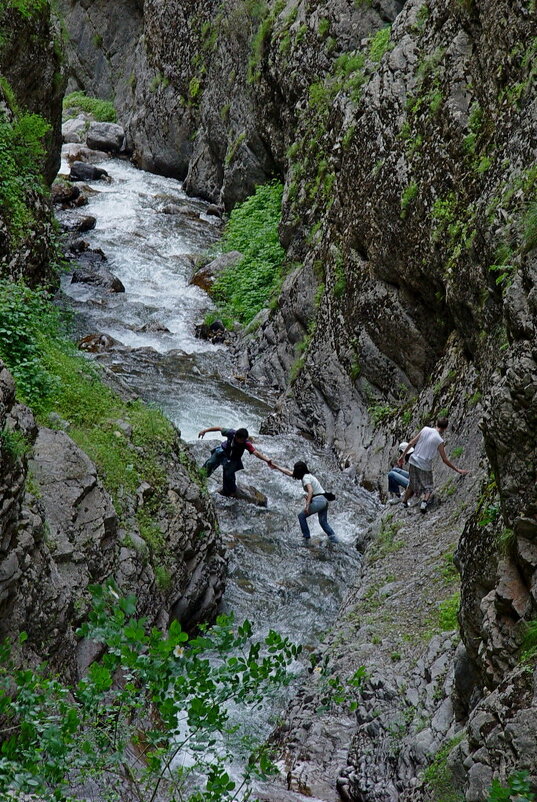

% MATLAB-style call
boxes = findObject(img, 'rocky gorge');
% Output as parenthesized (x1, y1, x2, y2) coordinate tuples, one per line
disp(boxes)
(1, 0, 537, 800)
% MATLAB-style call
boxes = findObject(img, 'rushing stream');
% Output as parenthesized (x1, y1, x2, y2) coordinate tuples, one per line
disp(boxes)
(58, 156, 381, 793)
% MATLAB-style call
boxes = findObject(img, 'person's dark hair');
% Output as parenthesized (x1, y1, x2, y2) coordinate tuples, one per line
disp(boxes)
(235, 428, 249, 440)
(292, 461, 309, 480)
(436, 417, 449, 430)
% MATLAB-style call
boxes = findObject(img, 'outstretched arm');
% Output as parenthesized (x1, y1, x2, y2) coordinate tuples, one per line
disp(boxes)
(198, 426, 223, 439)
(270, 462, 293, 477)
(438, 444, 469, 475)
(251, 448, 273, 466)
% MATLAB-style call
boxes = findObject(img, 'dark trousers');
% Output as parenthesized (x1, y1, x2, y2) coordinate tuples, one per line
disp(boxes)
(203, 447, 242, 494)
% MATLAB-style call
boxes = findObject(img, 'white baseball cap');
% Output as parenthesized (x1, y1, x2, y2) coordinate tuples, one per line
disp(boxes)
(398, 441, 414, 454)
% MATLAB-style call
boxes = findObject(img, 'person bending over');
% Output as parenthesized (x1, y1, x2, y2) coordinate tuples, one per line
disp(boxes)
(198, 426, 272, 496)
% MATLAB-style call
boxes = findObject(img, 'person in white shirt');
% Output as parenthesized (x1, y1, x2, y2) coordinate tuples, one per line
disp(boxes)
(270, 460, 339, 544)
(397, 418, 469, 513)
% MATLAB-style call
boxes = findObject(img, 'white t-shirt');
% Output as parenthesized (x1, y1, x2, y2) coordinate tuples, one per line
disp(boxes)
(301, 473, 325, 496)
(409, 427, 444, 471)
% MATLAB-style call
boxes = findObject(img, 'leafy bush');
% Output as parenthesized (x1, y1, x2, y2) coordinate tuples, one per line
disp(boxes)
(63, 90, 117, 122)
(0, 586, 301, 801)
(0, 106, 51, 245)
(213, 181, 285, 324)
(0, 427, 30, 463)
(487, 771, 535, 801)
(437, 591, 460, 631)
(0, 280, 63, 408)
(3, 0, 47, 17)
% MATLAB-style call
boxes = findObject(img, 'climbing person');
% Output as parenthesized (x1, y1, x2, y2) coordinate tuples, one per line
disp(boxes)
(270, 460, 339, 545)
(198, 426, 273, 496)
(387, 441, 414, 504)
(397, 417, 469, 513)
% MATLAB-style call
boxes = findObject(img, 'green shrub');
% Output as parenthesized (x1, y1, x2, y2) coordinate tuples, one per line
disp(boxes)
(368, 26, 392, 62)
(400, 181, 418, 217)
(213, 181, 285, 324)
(422, 735, 466, 802)
(0, 106, 51, 245)
(523, 201, 537, 252)
(0, 427, 31, 463)
(0, 280, 63, 408)
(3, 0, 47, 17)
(0, 586, 301, 801)
(63, 91, 117, 122)
(437, 591, 460, 631)
(486, 770, 535, 801)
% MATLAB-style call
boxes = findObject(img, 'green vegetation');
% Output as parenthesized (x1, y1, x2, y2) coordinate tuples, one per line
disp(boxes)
(486, 771, 536, 801)
(400, 181, 418, 217)
(521, 620, 537, 663)
(451, 446, 464, 458)
(368, 26, 393, 63)
(212, 181, 285, 324)
(422, 734, 466, 802)
(3, 0, 47, 17)
(436, 591, 460, 631)
(0, 586, 301, 801)
(317, 17, 330, 38)
(369, 516, 404, 561)
(247, 0, 285, 83)
(0, 427, 31, 463)
(63, 90, 116, 122)
(368, 403, 397, 425)
(0, 91, 51, 246)
(523, 200, 537, 251)
(224, 131, 247, 166)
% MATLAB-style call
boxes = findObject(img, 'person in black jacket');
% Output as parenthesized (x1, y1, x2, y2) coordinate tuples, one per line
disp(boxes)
(198, 426, 273, 496)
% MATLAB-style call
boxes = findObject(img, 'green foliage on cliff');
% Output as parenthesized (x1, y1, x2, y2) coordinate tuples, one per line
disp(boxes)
(486, 771, 535, 801)
(213, 180, 285, 324)
(3, 0, 47, 17)
(0, 586, 300, 801)
(0, 103, 51, 245)
(63, 90, 117, 122)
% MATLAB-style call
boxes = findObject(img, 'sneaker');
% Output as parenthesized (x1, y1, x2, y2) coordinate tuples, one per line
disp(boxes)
(388, 497, 401, 505)
(402, 500, 409, 508)
(328, 537, 340, 544)
(301, 537, 312, 547)
(420, 500, 428, 513)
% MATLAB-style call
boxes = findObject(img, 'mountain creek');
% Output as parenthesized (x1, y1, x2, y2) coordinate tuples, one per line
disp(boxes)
(58, 156, 380, 796)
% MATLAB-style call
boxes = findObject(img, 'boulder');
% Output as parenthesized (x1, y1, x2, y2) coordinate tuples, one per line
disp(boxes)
(51, 181, 81, 206)
(195, 320, 227, 344)
(57, 213, 96, 233)
(86, 121, 125, 153)
(62, 114, 89, 143)
(71, 266, 125, 293)
(78, 333, 124, 352)
(62, 143, 111, 163)
(190, 251, 243, 292)
(69, 161, 109, 182)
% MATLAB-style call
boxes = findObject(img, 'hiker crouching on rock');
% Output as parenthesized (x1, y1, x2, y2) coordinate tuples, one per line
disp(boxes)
(198, 426, 273, 497)
(397, 417, 469, 513)
(270, 460, 339, 545)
